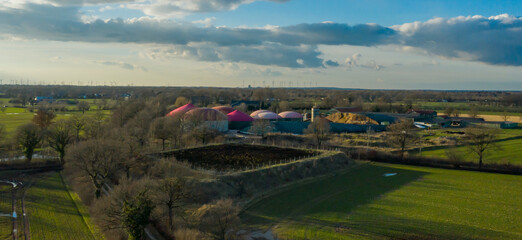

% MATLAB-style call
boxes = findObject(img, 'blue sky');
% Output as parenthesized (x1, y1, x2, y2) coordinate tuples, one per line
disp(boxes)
(0, 0, 521, 90)
(184, 0, 522, 27)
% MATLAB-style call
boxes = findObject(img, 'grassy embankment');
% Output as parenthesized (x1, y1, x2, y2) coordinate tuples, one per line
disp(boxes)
(242, 162, 522, 240)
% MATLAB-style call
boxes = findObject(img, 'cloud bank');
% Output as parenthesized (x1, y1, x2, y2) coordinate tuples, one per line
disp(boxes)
(0, 3, 520, 68)
(3, 0, 289, 18)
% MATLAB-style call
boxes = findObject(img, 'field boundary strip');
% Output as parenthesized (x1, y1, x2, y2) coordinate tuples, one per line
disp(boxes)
(59, 172, 101, 240)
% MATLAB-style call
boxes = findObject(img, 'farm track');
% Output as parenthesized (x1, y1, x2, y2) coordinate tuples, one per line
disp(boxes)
(21, 184, 30, 240)
(12, 187, 16, 240)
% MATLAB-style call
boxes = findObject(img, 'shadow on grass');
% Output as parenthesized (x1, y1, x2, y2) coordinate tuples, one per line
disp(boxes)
(242, 164, 427, 227)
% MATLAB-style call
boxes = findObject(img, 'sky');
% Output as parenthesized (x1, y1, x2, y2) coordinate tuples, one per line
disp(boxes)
(0, 0, 521, 90)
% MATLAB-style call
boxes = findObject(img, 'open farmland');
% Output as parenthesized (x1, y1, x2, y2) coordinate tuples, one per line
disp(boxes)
(242, 163, 522, 240)
(25, 172, 100, 240)
(419, 128, 522, 166)
(0, 107, 110, 137)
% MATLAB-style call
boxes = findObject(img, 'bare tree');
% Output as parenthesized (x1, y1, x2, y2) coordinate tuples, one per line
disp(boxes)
(462, 127, 498, 170)
(195, 199, 240, 240)
(469, 105, 480, 118)
(386, 119, 417, 160)
(84, 111, 106, 139)
(153, 178, 190, 231)
(233, 103, 248, 113)
(77, 101, 90, 114)
(94, 178, 155, 240)
(69, 114, 85, 141)
(16, 123, 41, 162)
(47, 120, 73, 163)
(125, 110, 154, 146)
(65, 139, 123, 198)
(249, 120, 273, 137)
(444, 106, 455, 117)
(502, 111, 510, 122)
(33, 108, 55, 129)
(278, 101, 291, 111)
(174, 97, 189, 107)
(150, 117, 176, 150)
(304, 118, 331, 148)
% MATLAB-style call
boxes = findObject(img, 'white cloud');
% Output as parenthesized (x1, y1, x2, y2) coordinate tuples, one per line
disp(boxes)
(192, 17, 217, 27)
(96, 60, 148, 71)
(344, 53, 383, 70)
(0, 3, 520, 68)
(393, 14, 522, 66)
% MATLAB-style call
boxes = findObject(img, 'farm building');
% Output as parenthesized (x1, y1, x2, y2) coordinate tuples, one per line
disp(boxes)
(407, 109, 438, 121)
(167, 103, 196, 118)
(184, 108, 229, 132)
(250, 109, 271, 118)
(255, 111, 282, 120)
(212, 106, 236, 114)
(227, 110, 254, 130)
(272, 121, 386, 134)
(278, 111, 303, 121)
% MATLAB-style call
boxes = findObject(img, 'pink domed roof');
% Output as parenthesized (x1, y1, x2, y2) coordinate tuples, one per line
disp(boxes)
(250, 110, 270, 118)
(184, 108, 228, 121)
(256, 111, 281, 120)
(167, 103, 196, 118)
(227, 110, 254, 122)
(278, 111, 303, 119)
(212, 106, 236, 114)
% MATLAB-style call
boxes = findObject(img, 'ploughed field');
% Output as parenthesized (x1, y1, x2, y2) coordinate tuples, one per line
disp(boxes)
(242, 162, 522, 240)
(167, 144, 318, 170)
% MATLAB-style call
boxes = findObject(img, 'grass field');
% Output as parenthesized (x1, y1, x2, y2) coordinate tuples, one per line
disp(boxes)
(0, 107, 110, 137)
(419, 137, 522, 166)
(242, 163, 522, 240)
(25, 172, 100, 240)
(419, 128, 522, 166)
(0, 184, 12, 239)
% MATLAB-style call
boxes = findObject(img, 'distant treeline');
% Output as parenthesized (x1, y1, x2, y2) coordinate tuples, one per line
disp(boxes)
(1, 85, 521, 109)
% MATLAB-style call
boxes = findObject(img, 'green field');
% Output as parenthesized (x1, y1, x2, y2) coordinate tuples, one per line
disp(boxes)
(25, 172, 99, 240)
(0, 107, 110, 137)
(419, 137, 522, 166)
(0, 184, 12, 239)
(418, 128, 522, 166)
(242, 163, 522, 240)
